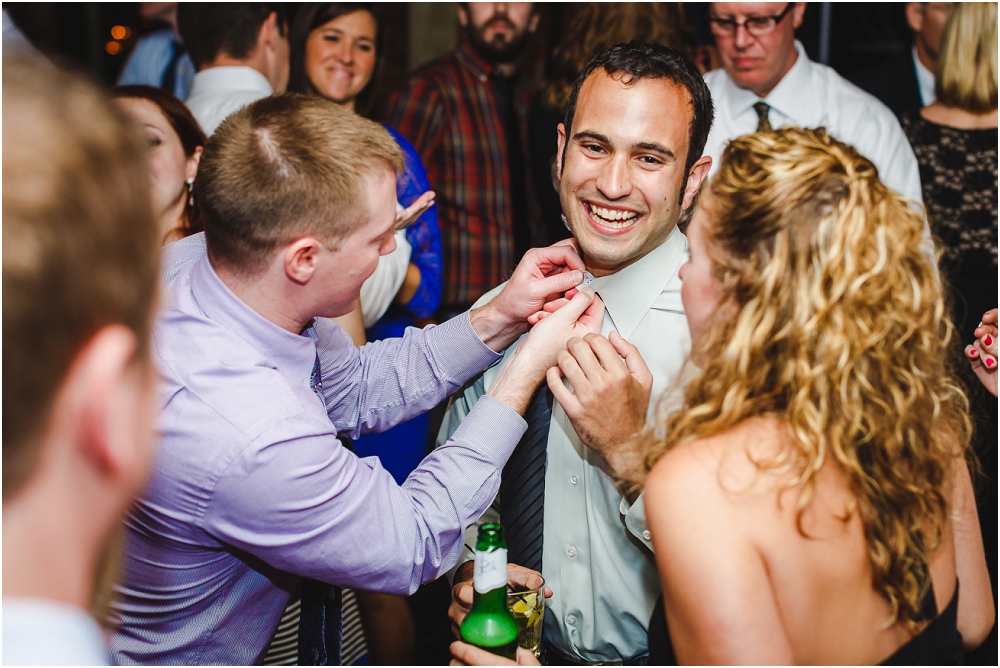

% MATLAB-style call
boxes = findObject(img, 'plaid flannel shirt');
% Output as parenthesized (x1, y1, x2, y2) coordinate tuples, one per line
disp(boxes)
(387, 40, 543, 312)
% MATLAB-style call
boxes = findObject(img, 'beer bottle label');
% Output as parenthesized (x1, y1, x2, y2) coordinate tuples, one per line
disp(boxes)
(473, 547, 507, 594)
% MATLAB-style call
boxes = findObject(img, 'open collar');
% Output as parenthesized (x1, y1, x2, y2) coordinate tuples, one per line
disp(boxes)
(188, 253, 317, 383)
(590, 226, 687, 339)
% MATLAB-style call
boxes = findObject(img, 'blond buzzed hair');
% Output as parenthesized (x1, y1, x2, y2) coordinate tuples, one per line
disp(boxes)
(3, 57, 160, 497)
(197, 94, 405, 275)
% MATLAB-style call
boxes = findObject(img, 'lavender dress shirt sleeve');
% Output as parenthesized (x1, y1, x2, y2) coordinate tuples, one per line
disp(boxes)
(110, 246, 527, 665)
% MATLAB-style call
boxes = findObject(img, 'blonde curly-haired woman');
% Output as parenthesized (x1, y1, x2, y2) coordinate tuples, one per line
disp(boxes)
(635, 127, 994, 664)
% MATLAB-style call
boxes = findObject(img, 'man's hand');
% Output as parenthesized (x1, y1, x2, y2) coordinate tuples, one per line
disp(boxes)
(449, 562, 553, 639)
(488, 290, 604, 414)
(449, 642, 540, 666)
(966, 308, 998, 397)
(547, 331, 652, 495)
(470, 243, 586, 353)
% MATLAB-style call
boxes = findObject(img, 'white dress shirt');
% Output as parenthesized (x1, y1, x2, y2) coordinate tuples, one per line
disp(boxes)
(912, 46, 936, 106)
(3, 598, 109, 665)
(185, 65, 274, 136)
(439, 227, 692, 663)
(703, 41, 924, 208)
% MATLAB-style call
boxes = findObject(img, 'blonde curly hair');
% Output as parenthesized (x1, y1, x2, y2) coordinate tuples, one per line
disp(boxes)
(642, 127, 971, 630)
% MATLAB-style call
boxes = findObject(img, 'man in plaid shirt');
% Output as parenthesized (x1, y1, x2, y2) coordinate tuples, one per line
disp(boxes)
(388, 3, 546, 318)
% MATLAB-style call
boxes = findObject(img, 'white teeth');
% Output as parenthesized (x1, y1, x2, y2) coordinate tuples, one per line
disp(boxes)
(589, 204, 638, 227)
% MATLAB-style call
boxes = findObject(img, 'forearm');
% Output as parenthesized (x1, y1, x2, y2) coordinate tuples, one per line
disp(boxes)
(316, 313, 500, 437)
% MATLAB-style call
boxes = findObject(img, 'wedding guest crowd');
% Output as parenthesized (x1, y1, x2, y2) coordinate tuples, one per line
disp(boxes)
(3, 3, 997, 666)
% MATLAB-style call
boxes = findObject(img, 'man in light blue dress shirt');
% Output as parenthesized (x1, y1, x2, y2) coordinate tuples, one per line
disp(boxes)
(443, 42, 715, 664)
(108, 93, 604, 664)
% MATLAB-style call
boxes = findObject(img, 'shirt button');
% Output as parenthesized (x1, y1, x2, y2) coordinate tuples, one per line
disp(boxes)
(570, 475, 579, 485)
(567, 546, 577, 557)
(567, 615, 577, 625)
(642, 530, 652, 541)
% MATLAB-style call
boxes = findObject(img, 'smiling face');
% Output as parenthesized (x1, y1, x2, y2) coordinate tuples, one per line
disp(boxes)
(711, 2, 805, 98)
(556, 70, 699, 276)
(115, 97, 198, 241)
(304, 10, 378, 110)
(679, 194, 725, 347)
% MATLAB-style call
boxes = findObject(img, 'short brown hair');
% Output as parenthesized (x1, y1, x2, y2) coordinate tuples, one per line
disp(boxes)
(2, 58, 160, 498)
(197, 93, 404, 275)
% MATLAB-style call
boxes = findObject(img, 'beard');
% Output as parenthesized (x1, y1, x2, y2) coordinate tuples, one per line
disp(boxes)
(467, 15, 532, 64)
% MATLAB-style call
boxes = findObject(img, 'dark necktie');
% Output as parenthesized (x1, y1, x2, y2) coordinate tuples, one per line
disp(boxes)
(496, 386, 553, 573)
(298, 355, 343, 665)
(753, 101, 773, 132)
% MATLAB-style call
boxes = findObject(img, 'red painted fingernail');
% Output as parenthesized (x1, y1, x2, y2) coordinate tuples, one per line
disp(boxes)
(986, 358, 995, 368)
(984, 335, 993, 347)
(969, 348, 979, 356)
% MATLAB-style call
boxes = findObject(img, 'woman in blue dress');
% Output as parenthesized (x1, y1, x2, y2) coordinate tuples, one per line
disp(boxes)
(289, 3, 443, 485)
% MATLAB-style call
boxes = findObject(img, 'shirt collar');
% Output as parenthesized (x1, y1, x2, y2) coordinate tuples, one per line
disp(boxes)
(189, 65, 273, 97)
(912, 46, 936, 105)
(590, 226, 687, 339)
(762, 40, 815, 124)
(188, 252, 318, 383)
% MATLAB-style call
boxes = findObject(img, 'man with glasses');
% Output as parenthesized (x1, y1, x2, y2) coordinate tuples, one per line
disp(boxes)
(702, 3, 923, 208)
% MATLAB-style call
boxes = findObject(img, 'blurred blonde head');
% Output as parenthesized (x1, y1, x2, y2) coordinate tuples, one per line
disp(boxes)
(935, 2, 998, 113)
(643, 127, 971, 630)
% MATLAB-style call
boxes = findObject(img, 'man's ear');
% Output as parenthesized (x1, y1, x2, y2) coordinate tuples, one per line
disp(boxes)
(283, 237, 325, 285)
(456, 3, 469, 29)
(905, 2, 924, 33)
(681, 155, 713, 211)
(791, 2, 807, 30)
(259, 11, 279, 51)
(555, 123, 567, 181)
(70, 325, 143, 477)
(528, 11, 541, 34)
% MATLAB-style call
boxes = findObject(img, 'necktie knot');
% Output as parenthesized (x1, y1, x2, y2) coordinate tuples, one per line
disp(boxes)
(753, 101, 773, 133)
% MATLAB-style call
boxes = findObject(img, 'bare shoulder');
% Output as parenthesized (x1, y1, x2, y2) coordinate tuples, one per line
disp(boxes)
(647, 417, 790, 496)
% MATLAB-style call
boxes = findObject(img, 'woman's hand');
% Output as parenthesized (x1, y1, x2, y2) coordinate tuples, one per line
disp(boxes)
(965, 309, 997, 397)
(395, 191, 435, 230)
(449, 642, 540, 666)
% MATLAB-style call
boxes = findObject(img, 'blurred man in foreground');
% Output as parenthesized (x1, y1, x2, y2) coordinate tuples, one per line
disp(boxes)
(2, 56, 162, 665)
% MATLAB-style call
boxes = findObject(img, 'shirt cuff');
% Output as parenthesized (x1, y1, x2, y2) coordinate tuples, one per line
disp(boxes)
(425, 311, 503, 384)
(445, 394, 527, 463)
(621, 493, 654, 552)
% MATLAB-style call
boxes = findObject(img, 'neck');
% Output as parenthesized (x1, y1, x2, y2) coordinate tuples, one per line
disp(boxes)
(3, 486, 107, 609)
(752, 47, 798, 98)
(213, 260, 312, 334)
(201, 52, 269, 83)
(159, 190, 188, 246)
(921, 103, 999, 130)
(914, 39, 936, 73)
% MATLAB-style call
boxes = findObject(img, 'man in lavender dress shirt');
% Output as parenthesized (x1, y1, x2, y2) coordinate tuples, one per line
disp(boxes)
(109, 94, 603, 664)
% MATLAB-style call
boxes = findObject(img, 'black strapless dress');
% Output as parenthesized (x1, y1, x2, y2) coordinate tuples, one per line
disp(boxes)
(648, 583, 964, 665)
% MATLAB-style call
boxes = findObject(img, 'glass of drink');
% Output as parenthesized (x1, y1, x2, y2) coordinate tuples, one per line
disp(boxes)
(507, 574, 545, 658)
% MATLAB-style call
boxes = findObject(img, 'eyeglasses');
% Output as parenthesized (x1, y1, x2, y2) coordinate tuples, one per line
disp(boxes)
(708, 3, 794, 37)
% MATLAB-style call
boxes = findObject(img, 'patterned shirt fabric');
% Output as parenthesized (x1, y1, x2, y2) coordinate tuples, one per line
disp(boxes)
(387, 40, 543, 313)
(901, 112, 998, 331)
(108, 240, 527, 664)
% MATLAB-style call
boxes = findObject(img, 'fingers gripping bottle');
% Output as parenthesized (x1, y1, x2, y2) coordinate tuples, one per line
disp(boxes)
(460, 523, 520, 660)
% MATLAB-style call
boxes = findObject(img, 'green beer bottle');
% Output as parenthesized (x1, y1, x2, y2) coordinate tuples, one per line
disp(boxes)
(460, 523, 519, 660)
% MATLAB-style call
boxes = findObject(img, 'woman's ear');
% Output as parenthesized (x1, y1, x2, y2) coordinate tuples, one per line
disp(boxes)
(186, 146, 203, 183)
